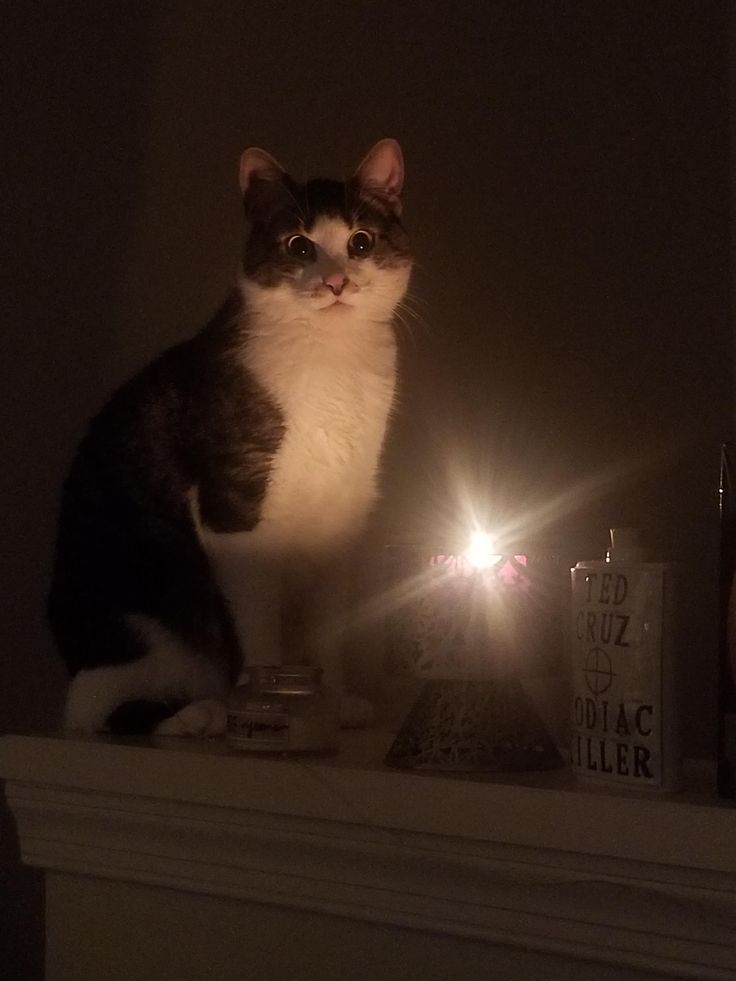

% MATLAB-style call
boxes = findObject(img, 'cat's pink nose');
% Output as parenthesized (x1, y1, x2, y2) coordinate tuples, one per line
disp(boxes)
(323, 272, 348, 296)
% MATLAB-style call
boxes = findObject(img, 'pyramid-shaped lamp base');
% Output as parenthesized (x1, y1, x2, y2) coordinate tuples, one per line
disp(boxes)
(385, 678, 563, 772)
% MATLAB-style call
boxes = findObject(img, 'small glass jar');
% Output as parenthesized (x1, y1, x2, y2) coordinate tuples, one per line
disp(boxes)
(227, 665, 339, 753)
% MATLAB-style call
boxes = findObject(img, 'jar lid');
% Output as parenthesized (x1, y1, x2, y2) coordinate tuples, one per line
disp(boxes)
(254, 664, 322, 694)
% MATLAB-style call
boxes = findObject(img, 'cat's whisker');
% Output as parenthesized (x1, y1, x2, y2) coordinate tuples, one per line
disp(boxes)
(402, 284, 430, 307)
(392, 300, 429, 351)
(401, 306, 430, 339)
(392, 307, 417, 347)
(398, 290, 429, 319)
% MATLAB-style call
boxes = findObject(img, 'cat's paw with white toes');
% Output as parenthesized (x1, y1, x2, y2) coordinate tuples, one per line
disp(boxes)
(339, 694, 375, 729)
(154, 699, 228, 737)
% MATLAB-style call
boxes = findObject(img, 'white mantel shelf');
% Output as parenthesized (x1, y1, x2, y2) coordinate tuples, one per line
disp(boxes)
(2, 730, 735, 979)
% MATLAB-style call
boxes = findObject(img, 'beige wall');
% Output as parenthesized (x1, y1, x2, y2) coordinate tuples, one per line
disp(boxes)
(2, 2, 732, 978)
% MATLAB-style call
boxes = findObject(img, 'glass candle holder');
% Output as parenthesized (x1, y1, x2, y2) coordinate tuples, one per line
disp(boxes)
(227, 665, 338, 754)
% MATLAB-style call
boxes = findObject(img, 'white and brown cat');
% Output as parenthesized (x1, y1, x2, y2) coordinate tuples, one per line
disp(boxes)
(48, 138, 412, 735)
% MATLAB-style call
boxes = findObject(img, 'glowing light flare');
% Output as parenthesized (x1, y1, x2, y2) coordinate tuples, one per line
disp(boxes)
(463, 531, 502, 571)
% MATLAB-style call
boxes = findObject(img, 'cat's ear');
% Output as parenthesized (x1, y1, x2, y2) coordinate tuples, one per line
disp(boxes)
(238, 147, 285, 195)
(354, 139, 404, 214)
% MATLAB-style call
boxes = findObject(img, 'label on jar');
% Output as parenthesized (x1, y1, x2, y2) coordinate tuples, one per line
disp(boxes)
(227, 708, 289, 746)
(570, 563, 665, 788)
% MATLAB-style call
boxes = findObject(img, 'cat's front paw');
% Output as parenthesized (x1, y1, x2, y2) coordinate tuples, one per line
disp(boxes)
(154, 699, 228, 737)
(339, 694, 374, 729)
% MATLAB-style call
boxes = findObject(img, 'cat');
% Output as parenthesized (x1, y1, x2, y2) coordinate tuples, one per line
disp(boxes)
(47, 138, 412, 736)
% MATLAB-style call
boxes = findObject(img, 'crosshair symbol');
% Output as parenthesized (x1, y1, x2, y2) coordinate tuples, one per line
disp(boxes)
(583, 647, 614, 695)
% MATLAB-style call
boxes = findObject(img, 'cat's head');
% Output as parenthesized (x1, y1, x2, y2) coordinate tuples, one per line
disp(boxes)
(238, 140, 411, 323)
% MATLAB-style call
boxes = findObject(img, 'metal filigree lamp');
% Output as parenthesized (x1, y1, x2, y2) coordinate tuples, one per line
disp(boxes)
(384, 536, 567, 773)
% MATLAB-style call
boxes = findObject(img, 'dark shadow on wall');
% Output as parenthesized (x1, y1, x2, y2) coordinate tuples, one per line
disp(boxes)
(2, 4, 157, 977)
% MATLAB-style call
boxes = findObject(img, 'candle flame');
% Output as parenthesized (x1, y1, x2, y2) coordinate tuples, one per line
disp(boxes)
(464, 531, 501, 570)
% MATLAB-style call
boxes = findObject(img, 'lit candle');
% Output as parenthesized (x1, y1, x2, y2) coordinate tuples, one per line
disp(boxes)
(396, 531, 527, 678)
(463, 531, 501, 570)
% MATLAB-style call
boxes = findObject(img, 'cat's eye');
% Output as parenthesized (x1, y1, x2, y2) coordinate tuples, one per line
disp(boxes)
(284, 234, 316, 260)
(348, 229, 375, 258)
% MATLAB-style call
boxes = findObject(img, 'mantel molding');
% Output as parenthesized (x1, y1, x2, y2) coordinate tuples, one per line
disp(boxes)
(2, 733, 735, 979)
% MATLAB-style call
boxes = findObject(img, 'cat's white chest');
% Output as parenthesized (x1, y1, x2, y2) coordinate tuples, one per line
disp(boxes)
(249, 314, 396, 550)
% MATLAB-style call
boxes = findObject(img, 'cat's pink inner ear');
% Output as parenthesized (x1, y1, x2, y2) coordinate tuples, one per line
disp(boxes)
(355, 139, 404, 210)
(238, 147, 285, 195)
